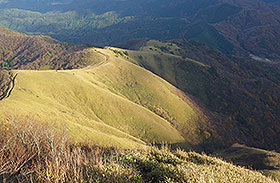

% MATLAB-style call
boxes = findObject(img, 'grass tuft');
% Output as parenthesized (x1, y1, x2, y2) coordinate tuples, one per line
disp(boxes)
(0, 118, 278, 183)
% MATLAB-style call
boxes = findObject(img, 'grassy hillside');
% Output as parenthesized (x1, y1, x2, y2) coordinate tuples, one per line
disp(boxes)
(0, 47, 209, 149)
(0, 28, 279, 182)
(119, 41, 210, 105)
(118, 39, 280, 151)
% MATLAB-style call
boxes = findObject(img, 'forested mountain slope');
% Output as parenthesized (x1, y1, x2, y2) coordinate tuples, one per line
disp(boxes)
(0, 27, 90, 70)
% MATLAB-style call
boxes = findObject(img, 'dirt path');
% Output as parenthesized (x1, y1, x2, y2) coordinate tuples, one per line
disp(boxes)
(84, 48, 111, 70)
(95, 50, 109, 62)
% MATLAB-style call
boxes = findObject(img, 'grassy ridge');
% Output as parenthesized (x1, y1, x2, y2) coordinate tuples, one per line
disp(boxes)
(0, 47, 205, 148)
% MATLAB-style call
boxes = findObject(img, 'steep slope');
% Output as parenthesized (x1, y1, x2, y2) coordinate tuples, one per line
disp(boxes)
(0, 47, 208, 149)
(215, 1, 280, 61)
(118, 39, 280, 151)
(0, 27, 90, 70)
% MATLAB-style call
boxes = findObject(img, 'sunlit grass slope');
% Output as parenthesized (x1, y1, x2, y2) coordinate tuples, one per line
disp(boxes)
(92, 48, 205, 143)
(0, 47, 204, 148)
(116, 40, 211, 104)
(104, 45, 212, 143)
(124, 40, 208, 84)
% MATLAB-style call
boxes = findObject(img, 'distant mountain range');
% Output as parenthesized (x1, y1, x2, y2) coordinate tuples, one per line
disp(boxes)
(0, 0, 280, 61)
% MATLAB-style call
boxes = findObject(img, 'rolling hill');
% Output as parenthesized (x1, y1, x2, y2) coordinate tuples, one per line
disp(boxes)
(1, 28, 280, 152)
(0, 33, 212, 149)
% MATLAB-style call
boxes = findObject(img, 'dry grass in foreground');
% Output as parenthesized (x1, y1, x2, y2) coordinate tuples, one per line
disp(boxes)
(0, 117, 278, 183)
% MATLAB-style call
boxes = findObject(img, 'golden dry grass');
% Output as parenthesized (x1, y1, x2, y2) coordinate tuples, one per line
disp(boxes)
(0, 118, 278, 183)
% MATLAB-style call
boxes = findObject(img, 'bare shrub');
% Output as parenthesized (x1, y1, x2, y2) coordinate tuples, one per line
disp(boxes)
(0, 116, 277, 183)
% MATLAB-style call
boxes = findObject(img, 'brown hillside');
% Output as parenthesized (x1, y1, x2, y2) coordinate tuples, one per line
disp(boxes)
(0, 27, 90, 70)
